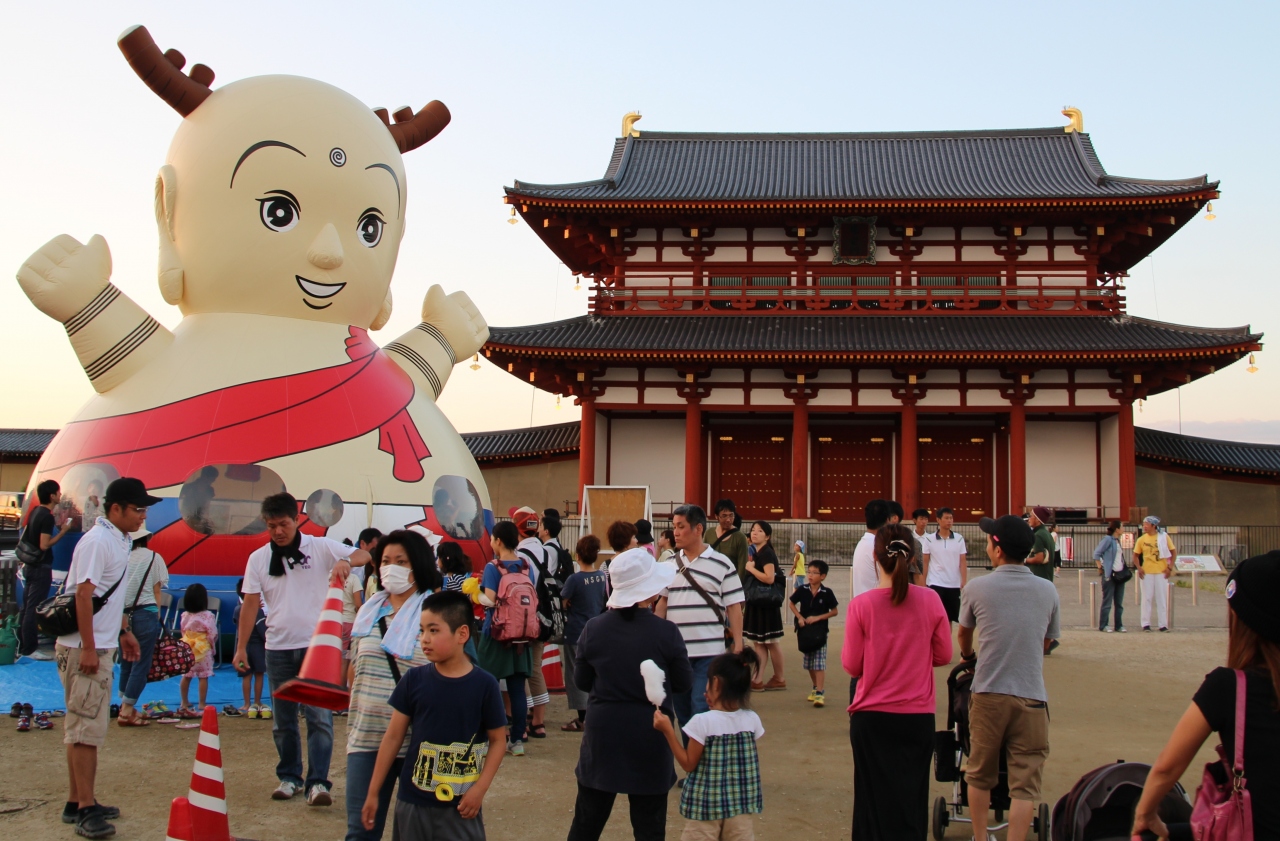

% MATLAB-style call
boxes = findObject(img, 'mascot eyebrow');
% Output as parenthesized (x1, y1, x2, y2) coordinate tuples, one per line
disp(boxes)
(230, 140, 306, 188)
(365, 163, 401, 213)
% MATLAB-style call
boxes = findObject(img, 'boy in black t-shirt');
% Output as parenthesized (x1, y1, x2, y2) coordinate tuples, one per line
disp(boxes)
(788, 560, 840, 707)
(363, 591, 507, 841)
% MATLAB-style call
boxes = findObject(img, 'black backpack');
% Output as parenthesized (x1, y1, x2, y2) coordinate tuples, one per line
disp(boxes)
(518, 546, 567, 644)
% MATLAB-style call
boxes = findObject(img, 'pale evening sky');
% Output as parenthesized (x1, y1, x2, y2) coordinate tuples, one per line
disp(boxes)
(2, 2, 1277, 441)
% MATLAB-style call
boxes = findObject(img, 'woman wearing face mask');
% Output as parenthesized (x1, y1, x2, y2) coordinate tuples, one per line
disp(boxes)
(343, 531, 442, 841)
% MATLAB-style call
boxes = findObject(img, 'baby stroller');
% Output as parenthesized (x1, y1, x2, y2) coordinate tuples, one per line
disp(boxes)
(932, 659, 1049, 841)
(1051, 761, 1189, 841)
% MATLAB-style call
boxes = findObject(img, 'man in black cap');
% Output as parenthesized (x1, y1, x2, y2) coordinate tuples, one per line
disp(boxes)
(957, 515, 1061, 841)
(56, 477, 160, 838)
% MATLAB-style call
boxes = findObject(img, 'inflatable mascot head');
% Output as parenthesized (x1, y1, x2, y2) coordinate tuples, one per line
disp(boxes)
(121, 24, 449, 328)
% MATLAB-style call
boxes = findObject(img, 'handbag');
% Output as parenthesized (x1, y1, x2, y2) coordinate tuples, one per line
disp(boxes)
(35, 571, 127, 638)
(1111, 564, 1133, 584)
(1190, 669, 1254, 841)
(124, 554, 155, 626)
(15, 538, 43, 565)
(742, 546, 787, 606)
(148, 629, 195, 682)
(795, 621, 827, 654)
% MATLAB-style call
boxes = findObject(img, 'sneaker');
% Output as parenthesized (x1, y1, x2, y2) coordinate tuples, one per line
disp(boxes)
(806, 688, 818, 702)
(16, 716, 30, 732)
(813, 692, 825, 708)
(1159, 627, 1169, 632)
(1118, 626, 1128, 633)
(271, 781, 300, 801)
(62, 803, 119, 825)
(246, 705, 260, 719)
(74, 809, 115, 839)
(1104, 628, 1114, 633)
(26, 650, 53, 661)
(507, 741, 525, 757)
(222, 705, 242, 717)
(1143, 626, 1152, 632)
(35, 713, 53, 730)
(258, 706, 273, 720)
(306, 783, 332, 806)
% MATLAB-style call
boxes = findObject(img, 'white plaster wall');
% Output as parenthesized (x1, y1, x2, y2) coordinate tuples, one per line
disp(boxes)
(1099, 415, 1120, 513)
(631, 247, 658, 262)
(601, 368, 639, 381)
(644, 387, 683, 405)
(754, 229, 787, 240)
(967, 370, 1007, 384)
(917, 390, 962, 407)
(751, 370, 791, 383)
(703, 370, 745, 383)
(815, 369, 853, 383)
(1032, 370, 1069, 383)
(1075, 389, 1119, 406)
(703, 389, 745, 405)
(702, 247, 748, 262)
(922, 370, 960, 383)
(645, 369, 683, 382)
(1025, 227, 1048, 240)
(608, 419, 686, 505)
(1026, 389, 1070, 407)
(857, 390, 900, 406)
(1054, 227, 1084, 240)
(913, 228, 954, 241)
(600, 387, 638, 404)
(1052, 249, 1085, 262)
(916, 246, 954, 261)
(966, 389, 1010, 406)
(752, 247, 790, 262)
(961, 227, 992, 240)
(629, 229, 657, 241)
(811, 390, 853, 407)
(814, 247, 834, 261)
(704, 229, 747, 241)
(1025, 421, 1097, 508)
(1075, 370, 1116, 383)
(750, 389, 793, 406)
(961, 246, 1000, 261)
(859, 370, 898, 384)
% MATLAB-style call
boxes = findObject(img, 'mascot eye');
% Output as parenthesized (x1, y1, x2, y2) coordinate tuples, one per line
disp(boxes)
(358, 212, 386, 247)
(257, 193, 300, 233)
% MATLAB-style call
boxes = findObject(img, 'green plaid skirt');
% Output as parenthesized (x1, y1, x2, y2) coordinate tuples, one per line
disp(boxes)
(679, 732, 762, 821)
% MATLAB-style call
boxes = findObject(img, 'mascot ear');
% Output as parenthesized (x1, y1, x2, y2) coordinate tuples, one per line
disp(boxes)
(155, 165, 184, 305)
(371, 289, 393, 330)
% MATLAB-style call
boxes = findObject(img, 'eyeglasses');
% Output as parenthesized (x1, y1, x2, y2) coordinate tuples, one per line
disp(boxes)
(126, 505, 148, 514)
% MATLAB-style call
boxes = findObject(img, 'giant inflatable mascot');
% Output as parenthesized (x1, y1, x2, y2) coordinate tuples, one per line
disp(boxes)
(16, 26, 493, 586)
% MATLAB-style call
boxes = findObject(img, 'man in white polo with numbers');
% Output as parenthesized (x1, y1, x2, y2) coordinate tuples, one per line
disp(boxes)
(57, 477, 159, 839)
(923, 506, 968, 625)
(235, 492, 370, 807)
(655, 503, 744, 727)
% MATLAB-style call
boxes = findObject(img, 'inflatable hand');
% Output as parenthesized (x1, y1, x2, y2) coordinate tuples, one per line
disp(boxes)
(460, 575, 481, 603)
(17, 234, 113, 322)
(422, 285, 489, 362)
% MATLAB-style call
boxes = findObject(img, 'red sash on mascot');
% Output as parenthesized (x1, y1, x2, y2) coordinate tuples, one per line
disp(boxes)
(41, 327, 431, 487)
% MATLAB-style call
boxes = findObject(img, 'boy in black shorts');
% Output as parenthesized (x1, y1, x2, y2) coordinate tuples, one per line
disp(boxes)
(363, 591, 507, 841)
(788, 560, 839, 707)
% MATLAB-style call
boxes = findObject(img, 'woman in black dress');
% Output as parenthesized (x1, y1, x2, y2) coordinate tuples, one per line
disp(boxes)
(568, 548, 693, 841)
(743, 520, 786, 691)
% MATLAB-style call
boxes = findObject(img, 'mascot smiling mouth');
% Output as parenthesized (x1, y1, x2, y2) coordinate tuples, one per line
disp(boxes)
(297, 275, 346, 309)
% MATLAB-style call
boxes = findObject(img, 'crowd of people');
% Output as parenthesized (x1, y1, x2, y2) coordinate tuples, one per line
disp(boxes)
(13, 475, 1280, 841)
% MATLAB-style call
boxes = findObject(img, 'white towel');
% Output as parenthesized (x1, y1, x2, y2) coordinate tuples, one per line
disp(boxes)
(350, 589, 430, 660)
(1156, 531, 1172, 560)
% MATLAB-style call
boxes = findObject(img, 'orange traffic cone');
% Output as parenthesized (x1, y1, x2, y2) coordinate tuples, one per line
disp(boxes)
(273, 575, 350, 711)
(187, 705, 231, 841)
(165, 797, 194, 841)
(542, 644, 565, 692)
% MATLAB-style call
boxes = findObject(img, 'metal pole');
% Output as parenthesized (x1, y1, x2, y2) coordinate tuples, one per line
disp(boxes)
(1192, 570, 1198, 606)
(1089, 581, 1097, 626)
(1078, 569, 1084, 605)
(1167, 579, 1175, 630)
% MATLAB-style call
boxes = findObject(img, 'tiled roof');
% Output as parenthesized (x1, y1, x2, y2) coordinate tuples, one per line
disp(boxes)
(485, 315, 1259, 360)
(461, 422, 580, 463)
(1136, 427, 1280, 480)
(0, 429, 58, 458)
(507, 129, 1214, 203)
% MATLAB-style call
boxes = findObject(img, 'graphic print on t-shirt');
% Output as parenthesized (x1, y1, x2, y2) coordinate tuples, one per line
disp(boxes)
(411, 737, 487, 802)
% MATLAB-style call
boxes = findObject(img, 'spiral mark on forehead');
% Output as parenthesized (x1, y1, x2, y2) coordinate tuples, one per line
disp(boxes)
(329, 147, 347, 167)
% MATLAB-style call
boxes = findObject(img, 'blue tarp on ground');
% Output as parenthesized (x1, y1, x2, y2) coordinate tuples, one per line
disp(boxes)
(0, 657, 271, 711)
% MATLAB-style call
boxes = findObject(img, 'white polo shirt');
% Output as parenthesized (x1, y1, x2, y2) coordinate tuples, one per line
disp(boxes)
(242, 534, 355, 650)
(924, 531, 967, 589)
(58, 517, 133, 650)
(850, 531, 879, 601)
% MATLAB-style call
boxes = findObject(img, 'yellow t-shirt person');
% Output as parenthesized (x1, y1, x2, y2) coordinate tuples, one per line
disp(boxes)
(792, 551, 806, 578)
(1135, 532, 1176, 575)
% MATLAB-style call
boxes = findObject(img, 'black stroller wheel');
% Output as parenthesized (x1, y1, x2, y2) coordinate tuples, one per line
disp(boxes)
(1037, 802, 1050, 841)
(932, 795, 948, 841)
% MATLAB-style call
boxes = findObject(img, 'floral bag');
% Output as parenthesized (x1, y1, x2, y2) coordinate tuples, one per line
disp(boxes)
(147, 629, 194, 683)
(1191, 669, 1253, 841)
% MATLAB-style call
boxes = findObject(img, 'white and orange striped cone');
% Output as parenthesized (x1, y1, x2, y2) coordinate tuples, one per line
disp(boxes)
(165, 797, 195, 841)
(188, 705, 231, 841)
(542, 644, 565, 692)
(273, 574, 350, 711)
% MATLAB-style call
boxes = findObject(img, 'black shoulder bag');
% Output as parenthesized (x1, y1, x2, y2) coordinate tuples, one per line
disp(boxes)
(123, 553, 156, 633)
(677, 556, 733, 649)
(36, 569, 127, 638)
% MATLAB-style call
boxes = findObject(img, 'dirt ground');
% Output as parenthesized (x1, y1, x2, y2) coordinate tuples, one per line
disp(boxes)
(0, 570, 1229, 841)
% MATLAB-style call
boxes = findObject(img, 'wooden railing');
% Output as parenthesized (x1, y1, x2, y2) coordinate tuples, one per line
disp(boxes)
(591, 269, 1125, 316)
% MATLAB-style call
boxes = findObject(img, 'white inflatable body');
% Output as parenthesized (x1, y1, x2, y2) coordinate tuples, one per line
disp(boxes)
(17, 27, 493, 578)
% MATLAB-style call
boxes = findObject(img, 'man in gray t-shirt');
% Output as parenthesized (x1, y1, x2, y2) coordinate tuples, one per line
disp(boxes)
(957, 515, 1060, 841)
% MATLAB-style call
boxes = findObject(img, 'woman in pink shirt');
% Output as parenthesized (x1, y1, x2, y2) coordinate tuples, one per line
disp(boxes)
(843, 524, 952, 840)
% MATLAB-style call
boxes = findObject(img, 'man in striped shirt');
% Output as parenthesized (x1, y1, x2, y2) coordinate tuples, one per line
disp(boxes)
(656, 504, 745, 726)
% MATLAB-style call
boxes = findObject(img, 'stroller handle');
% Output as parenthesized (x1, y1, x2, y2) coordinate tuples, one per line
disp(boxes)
(947, 657, 976, 689)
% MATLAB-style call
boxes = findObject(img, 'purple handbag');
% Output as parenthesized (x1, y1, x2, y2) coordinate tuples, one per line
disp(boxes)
(1191, 669, 1253, 841)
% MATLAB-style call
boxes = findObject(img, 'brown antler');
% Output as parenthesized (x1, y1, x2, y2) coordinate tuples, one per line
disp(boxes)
(386, 101, 451, 154)
(117, 25, 214, 117)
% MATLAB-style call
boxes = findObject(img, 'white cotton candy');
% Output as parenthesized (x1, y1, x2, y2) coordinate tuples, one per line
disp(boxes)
(640, 659, 667, 707)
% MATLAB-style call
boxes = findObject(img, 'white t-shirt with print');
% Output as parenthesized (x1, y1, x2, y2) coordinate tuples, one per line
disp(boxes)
(242, 534, 355, 650)
(682, 708, 765, 745)
(924, 531, 967, 589)
(58, 518, 133, 650)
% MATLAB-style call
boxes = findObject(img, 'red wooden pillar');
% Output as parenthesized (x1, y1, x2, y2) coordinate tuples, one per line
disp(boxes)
(900, 403, 918, 514)
(1118, 400, 1137, 520)
(684, 399, 702, 505)
(1010, 401, 1027, 516)
(791, 401, 809, 519)
(995, 423, 1010, 516)
(578, 397, 596, 508)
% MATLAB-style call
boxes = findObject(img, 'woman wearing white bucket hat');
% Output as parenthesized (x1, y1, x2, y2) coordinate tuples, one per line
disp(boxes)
(116, 525, 169, 725)
(567, 549, 694, 841)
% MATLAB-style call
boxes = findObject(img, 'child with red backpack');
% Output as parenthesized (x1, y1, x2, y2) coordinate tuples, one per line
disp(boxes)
(477, 521, 539, 756)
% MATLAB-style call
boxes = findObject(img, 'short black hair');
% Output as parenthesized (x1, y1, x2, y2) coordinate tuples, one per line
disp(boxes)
(807, 559, 829, 576)
(541, 509, 562, 538)
(673, 504, 708, 535)
(36, 479, 60, 505)
(358, 528, 383, 546)
(492, 520, 520, 551)
(864, 499, 891, 531)
(912, 508, 930, 520)
(261, 492, 299, 521)
(937, 506, 955, 518)
(888, 501, 905, 521)
(1107, 520, 1121, 536)
(235, 577, 245, 598)
(607, 520, 637, 553)
(183, 582, 208, 614)
(714, 499, 737, 515)
(436, 541, 471, 575)
(421, 590, 474, 633)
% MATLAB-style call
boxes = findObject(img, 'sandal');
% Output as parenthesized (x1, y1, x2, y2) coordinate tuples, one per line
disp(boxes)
(529, 724, 547, 739)
(222, 705, 243, 717)
(560, 719, 584, 732)
(117, 713, 151, 727)
(10, 702, 22, 718)
(177, 707, 201, 720)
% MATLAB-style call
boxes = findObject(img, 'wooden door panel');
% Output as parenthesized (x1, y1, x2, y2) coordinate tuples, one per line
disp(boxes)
(813, 431, 892, 522)
(712, 427, 790, 520)
(918, 428, 992, 521)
